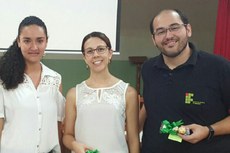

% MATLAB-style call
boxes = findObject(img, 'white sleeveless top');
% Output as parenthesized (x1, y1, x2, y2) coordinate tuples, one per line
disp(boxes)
(74, 80, 129, 153)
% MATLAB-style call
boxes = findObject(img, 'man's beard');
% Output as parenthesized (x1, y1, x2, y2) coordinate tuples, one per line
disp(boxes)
(156, 38, 188, 58)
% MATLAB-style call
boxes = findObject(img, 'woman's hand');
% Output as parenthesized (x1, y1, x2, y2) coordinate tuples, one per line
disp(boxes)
(72, 141, 93, 153)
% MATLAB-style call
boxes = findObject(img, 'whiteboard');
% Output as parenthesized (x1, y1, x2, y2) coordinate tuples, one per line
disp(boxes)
(0, 0, 120, 54)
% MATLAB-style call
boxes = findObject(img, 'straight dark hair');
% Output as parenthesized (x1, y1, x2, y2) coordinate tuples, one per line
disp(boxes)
(81, 31, 112, 55)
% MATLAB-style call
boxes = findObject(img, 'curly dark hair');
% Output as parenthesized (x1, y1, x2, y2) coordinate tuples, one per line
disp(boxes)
(0, 16, 48, 90)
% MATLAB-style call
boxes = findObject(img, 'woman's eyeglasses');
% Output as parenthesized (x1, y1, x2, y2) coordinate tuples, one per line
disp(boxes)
(84, 46, 108, 57)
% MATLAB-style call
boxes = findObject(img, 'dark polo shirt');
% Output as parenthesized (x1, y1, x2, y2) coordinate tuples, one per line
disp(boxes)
(141, 43, 230, 153)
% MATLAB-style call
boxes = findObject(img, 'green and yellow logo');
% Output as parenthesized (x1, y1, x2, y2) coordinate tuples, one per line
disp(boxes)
(185, 93, 205, 105)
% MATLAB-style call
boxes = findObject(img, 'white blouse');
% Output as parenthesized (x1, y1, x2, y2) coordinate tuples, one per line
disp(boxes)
(74, 80, 129, 153)
(0, 63, 65, 153)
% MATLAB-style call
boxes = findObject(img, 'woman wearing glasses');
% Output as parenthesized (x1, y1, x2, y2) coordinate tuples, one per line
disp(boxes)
(63, 32, 140, 153)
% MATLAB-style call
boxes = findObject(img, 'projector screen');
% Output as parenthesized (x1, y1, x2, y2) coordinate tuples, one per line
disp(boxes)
(0, 0, 120, 54)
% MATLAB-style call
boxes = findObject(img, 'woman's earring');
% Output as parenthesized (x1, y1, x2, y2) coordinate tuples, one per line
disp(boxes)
(86, 64, 89, 69)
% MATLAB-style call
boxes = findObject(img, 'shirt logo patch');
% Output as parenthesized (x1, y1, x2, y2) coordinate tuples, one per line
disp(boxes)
(185, 93, 205, 105)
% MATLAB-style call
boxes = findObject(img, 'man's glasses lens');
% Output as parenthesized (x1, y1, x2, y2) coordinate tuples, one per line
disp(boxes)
(154, 24, 186, 36)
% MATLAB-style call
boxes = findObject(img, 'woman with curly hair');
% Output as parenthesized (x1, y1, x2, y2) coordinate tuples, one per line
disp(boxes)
(0, 16, 65, 153)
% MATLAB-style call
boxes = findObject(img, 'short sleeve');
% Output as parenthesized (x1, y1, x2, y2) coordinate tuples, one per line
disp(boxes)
(0, 85, 5, 118)
(221, 61, 230, 113)
(56, 90, 65, 122)
(53, 72, 66, 122)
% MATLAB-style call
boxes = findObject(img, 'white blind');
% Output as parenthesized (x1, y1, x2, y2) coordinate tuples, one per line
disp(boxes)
(0, 0, 120, 54)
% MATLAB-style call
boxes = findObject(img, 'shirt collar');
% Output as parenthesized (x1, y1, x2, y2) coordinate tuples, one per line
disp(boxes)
(23, 63, 56, 84)
(40, 62, 57, 77)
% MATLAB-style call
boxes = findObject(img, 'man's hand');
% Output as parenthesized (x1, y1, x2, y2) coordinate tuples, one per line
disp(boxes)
(179, 124, 209, 144)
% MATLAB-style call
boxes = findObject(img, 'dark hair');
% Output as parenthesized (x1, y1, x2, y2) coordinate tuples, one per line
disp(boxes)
(81, 31, 112, 54)
(150, 9, 189, 35)
(0, 16, 48, 90)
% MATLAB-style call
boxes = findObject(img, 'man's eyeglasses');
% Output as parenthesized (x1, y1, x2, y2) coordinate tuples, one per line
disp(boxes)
(84, 46, 108, 57)
(153, 23, 187, 37)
